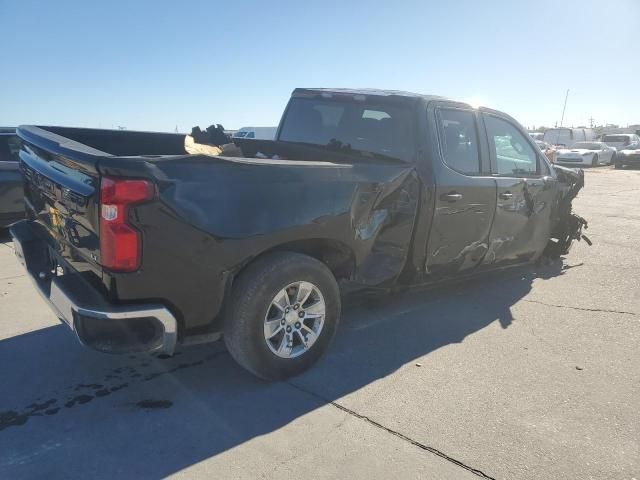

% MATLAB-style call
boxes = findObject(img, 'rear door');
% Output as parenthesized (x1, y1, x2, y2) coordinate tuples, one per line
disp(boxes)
(482, 113, 556, 266)
(424, 104, 497, 278)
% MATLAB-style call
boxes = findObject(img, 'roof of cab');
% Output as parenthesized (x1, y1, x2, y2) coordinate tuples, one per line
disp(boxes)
(293, 87, 452, 104)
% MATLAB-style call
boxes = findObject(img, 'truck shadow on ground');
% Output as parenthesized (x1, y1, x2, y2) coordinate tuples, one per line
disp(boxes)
(0, 260, 573, 478)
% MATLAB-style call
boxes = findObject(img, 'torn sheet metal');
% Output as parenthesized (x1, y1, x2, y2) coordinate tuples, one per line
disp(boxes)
(544, 165, 590, 257)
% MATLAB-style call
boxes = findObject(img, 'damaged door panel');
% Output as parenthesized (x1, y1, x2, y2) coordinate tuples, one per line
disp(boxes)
(424, 106, 497, 279)
(487, 176, 555, 265)
(483, 113, 557, 266)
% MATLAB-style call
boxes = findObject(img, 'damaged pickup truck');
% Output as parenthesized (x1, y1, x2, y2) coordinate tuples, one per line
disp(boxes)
(11, 88, 587, 379)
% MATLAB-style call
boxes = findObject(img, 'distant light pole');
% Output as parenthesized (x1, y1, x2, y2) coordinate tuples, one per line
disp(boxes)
(560, 89, 570, 127)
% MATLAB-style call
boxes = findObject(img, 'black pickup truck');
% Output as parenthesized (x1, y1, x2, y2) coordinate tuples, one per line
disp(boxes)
(11, 88, 587, 379)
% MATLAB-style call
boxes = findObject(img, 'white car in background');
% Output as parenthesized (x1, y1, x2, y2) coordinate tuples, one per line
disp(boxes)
(555, 141, 616, 166)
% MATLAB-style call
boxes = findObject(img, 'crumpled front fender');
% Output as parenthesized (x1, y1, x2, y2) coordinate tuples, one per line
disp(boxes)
(544, 165, 590, 257)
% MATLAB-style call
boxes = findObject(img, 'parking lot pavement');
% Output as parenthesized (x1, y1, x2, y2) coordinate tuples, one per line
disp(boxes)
(1, 167, 638, 480)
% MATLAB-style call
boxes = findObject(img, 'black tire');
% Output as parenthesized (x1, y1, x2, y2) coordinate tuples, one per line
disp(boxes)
(224, 251, 341, 380)
(614, 161, 622, 169)
(610, 153, 616, 165)
(591, 154, 598, 166)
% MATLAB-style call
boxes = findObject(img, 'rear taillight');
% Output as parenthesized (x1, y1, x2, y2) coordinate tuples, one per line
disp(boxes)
(99, 177, 154, 272)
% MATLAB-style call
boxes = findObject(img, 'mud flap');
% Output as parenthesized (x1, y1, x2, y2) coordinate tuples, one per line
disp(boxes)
(544, 165, 591, 257)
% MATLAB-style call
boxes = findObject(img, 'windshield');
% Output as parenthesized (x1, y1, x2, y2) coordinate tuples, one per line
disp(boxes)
(278, 97, 415, 162)
(572, 142, 601, 150)
(622, 142, 640, 150)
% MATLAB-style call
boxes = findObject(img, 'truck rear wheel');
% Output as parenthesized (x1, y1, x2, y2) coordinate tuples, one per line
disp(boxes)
(224, 251, 341, 380)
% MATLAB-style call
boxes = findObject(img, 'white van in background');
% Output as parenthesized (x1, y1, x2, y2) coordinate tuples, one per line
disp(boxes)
(233, 127, 278, 140)
(543, 127, 596, 148)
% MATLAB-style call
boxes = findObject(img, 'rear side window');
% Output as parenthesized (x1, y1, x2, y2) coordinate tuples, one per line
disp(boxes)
(437, 109, 481, 175)
(485, 116, 538, 177)
(603, 135, 631, 145)
(278, 97, 415, 162)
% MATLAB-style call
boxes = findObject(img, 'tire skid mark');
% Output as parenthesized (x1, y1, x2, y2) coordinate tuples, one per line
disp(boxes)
(0, 349, 225, 432)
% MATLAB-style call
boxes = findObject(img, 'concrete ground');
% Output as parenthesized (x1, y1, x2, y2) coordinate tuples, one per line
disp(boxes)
(0, 167, 638, 479)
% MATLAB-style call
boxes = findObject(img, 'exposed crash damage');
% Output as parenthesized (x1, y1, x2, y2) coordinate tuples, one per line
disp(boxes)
(544, 165, 590, 258)
(12, 87, 592, 379)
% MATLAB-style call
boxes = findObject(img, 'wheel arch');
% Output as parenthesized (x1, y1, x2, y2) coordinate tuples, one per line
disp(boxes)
(209, 238, 354, 331)
(239, 238, 356, 281)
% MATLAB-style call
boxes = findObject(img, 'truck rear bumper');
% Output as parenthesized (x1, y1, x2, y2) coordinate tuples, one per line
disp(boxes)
(9, 221, 178, 355)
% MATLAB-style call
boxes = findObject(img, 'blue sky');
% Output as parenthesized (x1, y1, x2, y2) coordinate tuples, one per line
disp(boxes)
(1, 0, 638, 131)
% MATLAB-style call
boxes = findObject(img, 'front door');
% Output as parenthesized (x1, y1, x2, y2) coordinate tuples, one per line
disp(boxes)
(482, 113, 557, 266)
(424, 106, 497, 278)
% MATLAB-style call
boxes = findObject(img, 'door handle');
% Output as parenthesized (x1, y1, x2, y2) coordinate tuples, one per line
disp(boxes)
(499, 192, 513, 200)
(441, 192, 463, 202)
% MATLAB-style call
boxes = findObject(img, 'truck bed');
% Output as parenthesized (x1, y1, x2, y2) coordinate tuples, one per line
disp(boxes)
(16, 124, 419, 340)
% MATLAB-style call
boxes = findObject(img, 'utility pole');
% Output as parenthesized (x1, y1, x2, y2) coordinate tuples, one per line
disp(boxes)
(588, 116, 595, 128)
(560, 89, 569, 127)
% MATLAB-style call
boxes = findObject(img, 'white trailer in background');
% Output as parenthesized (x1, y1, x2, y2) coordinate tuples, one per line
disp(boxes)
(543, 127, 596, 148)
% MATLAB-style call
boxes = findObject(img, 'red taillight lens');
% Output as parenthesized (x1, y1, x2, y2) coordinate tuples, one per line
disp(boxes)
(99, 177, 154, 272)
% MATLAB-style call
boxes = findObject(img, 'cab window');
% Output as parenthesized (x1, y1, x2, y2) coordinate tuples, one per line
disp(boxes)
(436, 109, 481, 175)
(484, 116, 538, 177)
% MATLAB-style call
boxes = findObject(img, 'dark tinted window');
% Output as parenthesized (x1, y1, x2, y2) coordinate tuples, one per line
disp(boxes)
(0, 135, 20, 162)
(603, 135, 630, 143)
(437, 109, 481, 175)
(278, 97, 415, 161)
(485, 116, 538, 176)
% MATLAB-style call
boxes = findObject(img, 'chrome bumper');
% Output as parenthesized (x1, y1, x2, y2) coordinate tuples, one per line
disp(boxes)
(10, 221, 177, 355)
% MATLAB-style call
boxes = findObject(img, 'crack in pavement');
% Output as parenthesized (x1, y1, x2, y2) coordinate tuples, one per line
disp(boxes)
(522, 299, 637, 317)
(287, 381, 496, 480)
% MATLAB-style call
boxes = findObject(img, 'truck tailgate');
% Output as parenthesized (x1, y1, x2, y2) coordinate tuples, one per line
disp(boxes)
(18, 126, 103, 280)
